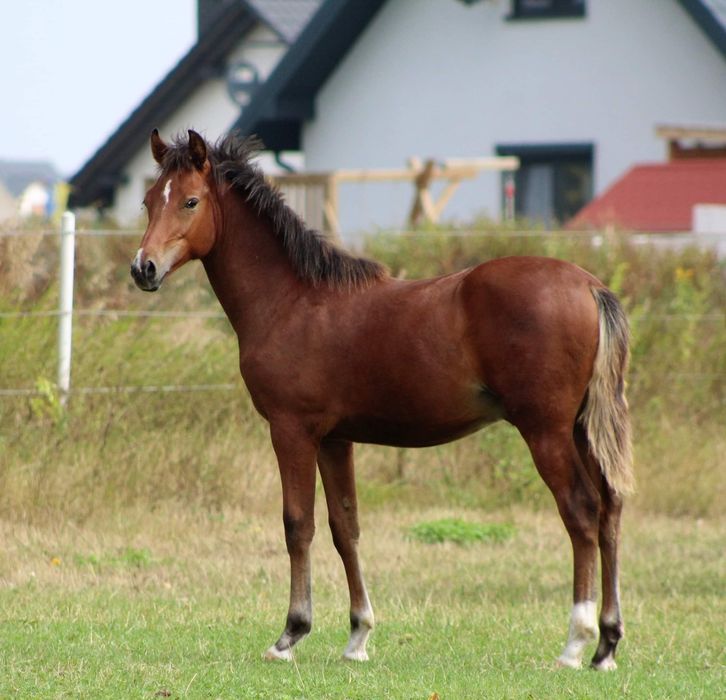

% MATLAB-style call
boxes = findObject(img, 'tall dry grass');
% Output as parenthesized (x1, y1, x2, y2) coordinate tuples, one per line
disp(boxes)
(0, 225, 724, 523)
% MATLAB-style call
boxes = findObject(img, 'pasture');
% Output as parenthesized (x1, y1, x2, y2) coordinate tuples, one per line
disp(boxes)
(0, 506, 723, 698)
(0, 226, 724, 697)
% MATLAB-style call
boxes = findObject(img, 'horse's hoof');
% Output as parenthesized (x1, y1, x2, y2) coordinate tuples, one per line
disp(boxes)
(592, 656, 617, 671)
(555, 655, 582, 669)
(264, 645, 293, 662)
(342, 649, 369, 662)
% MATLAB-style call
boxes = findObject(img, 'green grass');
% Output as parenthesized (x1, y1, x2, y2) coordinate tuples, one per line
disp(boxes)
(407, 518, 515, 545)
(0, 227, 724, 696)
(0, 508, 723, 698)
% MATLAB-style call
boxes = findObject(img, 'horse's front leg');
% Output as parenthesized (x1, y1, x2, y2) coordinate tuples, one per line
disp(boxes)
(318, 439, 374, 661)
(264, 421, 319, 661)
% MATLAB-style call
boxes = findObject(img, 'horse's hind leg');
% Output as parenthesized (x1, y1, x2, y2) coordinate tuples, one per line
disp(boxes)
(317, 439, 374, 661)
(523, 428, 601, 668)
(591, 483, 624, 670)
(574, 426, 625, 670)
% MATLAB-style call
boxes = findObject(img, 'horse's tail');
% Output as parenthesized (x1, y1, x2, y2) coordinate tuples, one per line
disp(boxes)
(579, 287, 635, 497)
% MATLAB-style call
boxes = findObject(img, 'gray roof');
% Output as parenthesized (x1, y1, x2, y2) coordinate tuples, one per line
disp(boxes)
(247, 0, 321, 43)
(0, 160, 60, 197)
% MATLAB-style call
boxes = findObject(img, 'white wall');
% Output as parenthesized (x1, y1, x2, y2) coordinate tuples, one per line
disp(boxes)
(113, 24, 288, 225)
(302, 0, 726, 238)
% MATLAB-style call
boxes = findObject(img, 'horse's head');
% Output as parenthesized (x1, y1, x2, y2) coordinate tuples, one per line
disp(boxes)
(131, 129, 217, 291)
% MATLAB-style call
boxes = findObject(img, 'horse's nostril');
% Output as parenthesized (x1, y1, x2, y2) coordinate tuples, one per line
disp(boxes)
(144, 260, 157, 279)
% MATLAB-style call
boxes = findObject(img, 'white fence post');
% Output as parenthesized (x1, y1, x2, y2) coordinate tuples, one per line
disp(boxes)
(57, 211, 76, 405)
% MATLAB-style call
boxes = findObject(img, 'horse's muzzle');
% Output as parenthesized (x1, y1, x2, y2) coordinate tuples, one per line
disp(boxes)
(130, 256, 161, 292)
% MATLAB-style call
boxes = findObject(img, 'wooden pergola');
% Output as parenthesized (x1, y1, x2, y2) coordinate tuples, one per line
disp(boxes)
(272, 155, 519, 235)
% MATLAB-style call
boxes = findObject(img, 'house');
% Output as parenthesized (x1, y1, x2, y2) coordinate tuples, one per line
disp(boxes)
(71, 0, 726, 236)
(0, 182, 16, 223)
(68, 0, 321, 223)
(0, 159, 61, 221)
(231, 0, 726, 236)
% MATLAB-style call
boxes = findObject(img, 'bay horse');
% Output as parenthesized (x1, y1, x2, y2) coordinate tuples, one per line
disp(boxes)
(131, 130, 633, 670)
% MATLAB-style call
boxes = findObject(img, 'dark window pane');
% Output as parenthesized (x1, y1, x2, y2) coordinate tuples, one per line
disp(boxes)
(497, 144, 593, 226)
(554, 161, 592, 222)
(512, 0, 586, 19)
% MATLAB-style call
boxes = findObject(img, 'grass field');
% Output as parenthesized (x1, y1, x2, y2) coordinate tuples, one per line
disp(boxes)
(1, 226, 724, 697)
(0, 506, 723, 699)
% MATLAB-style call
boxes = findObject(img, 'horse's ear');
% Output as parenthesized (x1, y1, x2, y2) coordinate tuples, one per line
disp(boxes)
(150, 129, 168, 165)
(188, 130, 207, 170)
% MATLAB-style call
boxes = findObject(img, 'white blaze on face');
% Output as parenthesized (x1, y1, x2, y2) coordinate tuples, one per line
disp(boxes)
(133, 248, 143, 267)
(162, 179, 172, 208)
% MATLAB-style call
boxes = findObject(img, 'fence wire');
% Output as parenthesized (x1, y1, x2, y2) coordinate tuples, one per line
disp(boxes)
(2, 226, 724, 399)
(1, 309, 722, 321)
(0, 384, 239, 397)
(0, 309, 226, 319)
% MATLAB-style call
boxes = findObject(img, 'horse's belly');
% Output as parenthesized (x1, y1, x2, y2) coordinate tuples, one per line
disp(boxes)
(328, 390, 504, 448)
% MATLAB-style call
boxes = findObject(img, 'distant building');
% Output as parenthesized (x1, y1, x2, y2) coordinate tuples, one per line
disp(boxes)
(0, 159, 61, 222)
(71, 0, 726, 235)
(0, 182, 15, 222)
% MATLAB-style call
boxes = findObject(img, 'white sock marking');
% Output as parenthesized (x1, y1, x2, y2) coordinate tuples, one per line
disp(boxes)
(557, 601, 598, 668)
(593, 655, 618, 671)
(343, 605, 374, 661)
(263, 645, 293, 662)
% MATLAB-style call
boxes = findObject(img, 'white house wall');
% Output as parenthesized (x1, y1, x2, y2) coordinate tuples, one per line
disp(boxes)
(302, 0, 726, 238)
(113, 24, 287, 225)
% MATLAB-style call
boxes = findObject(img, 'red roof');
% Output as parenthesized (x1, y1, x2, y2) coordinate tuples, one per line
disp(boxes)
(568, 160, 726, 232)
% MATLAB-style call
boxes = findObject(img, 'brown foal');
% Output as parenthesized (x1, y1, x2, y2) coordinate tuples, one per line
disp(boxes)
(131, 130, 633, 670)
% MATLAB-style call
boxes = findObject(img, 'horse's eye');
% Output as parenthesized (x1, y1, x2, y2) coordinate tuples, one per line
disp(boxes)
(185, 197, 199, 209)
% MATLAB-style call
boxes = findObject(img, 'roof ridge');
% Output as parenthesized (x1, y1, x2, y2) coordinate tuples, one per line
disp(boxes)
(69, 3, 257, 207)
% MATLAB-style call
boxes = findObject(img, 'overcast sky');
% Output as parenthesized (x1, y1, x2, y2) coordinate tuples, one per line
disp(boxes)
(1, 0, 196, 177)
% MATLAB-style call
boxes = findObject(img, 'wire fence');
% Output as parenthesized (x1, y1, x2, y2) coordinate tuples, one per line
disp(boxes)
(1, 221, 725, 399)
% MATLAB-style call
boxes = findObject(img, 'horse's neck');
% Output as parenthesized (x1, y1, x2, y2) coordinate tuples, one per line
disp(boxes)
(202, 194, 300, 344)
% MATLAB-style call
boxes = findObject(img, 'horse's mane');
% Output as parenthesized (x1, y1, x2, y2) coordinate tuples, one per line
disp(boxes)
(161, 133, 387, 289)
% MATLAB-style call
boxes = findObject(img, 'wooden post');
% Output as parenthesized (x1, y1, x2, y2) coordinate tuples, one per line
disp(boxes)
(408, 158, 436, 226)
(323, 174, 340, 237)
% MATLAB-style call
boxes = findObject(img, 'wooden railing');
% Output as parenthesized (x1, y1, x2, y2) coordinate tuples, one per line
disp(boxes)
(272, 156, 519, 235)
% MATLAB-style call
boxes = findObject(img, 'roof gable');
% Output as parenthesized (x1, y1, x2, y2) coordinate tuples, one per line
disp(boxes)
(234, 0, 726, 153)
(69, 3, 257, 208)
(678, 0, 726, 60)
(232, 0, 387, 151)
(69, 1, 321, 209)
(246, 0, 322, 43)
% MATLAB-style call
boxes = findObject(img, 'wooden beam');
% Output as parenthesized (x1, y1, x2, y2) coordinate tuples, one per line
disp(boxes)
(443, 156, 520, 171)
(655, 124, 726, 143)
(272, 154, 521, 232)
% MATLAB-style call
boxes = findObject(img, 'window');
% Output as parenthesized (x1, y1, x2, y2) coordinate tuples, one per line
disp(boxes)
(497, 144, 593, 226)
(509, 0, 586, 20)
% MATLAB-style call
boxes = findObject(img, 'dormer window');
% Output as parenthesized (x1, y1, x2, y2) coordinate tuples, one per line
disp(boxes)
(510, 0, 586, 20)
